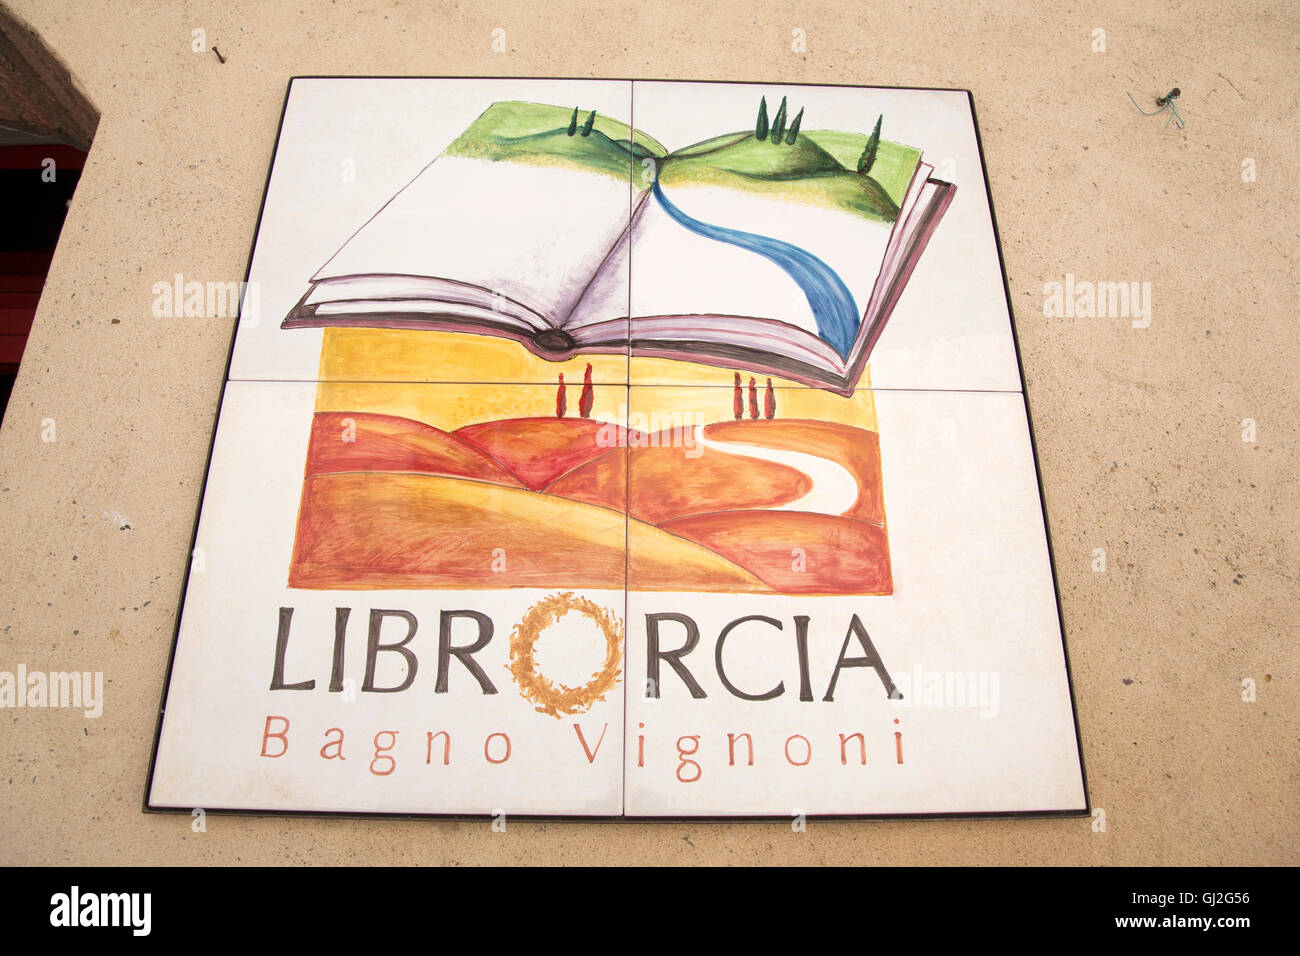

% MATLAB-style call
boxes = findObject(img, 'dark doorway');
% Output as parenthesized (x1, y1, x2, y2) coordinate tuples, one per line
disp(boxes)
(0, 6, 99, 425)
(0, 144, 86, 418)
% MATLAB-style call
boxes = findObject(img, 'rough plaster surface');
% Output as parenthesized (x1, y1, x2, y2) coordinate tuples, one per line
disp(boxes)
(0, 0, 1294, 865)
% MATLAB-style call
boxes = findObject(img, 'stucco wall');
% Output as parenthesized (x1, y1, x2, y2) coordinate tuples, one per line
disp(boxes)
(0, 0, 1294, 864)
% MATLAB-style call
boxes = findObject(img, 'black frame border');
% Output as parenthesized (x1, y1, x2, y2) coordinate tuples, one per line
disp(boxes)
(142, 75, 1091, 824)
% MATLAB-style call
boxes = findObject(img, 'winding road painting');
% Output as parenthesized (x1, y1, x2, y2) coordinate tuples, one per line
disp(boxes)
(290, 376, 891, 595)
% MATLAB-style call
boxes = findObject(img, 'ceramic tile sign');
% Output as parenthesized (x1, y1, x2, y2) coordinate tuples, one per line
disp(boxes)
(147, 78, 1086, 819)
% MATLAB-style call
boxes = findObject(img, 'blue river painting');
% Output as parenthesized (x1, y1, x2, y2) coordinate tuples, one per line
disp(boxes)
(651, 179, 860, 359)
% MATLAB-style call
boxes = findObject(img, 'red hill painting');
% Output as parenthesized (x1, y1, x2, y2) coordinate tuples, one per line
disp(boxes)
(289, 404, 892, 595)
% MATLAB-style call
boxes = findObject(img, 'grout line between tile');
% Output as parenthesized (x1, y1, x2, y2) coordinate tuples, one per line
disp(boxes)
(222, 377, 1029, 395)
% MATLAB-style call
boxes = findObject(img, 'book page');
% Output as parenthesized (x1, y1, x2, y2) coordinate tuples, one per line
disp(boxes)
(227, 79, 640, 384)
(314, 155, 632, 324)
(630, 186, 884, 336)
(620, 85, 920, 378)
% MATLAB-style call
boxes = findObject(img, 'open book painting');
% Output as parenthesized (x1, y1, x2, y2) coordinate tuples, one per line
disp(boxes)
(147, 79, 1087, 819)
(283, 97, 954, 394)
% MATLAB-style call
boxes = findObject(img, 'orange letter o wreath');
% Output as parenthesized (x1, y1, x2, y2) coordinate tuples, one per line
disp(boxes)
(508, 592, 624, 718)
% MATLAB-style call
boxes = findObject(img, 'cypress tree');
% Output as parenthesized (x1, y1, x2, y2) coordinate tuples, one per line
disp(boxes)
(764, 378, 776, 419)
(771, 97, 788, 144)
(733, 373, 743, 420)
(748, 378, 759, 420)
(581, 110, 596, 137)
(556, 374, 567, 417)
(755, 96, 769, 140)
(579, 363, 594, 418)
(567, 107, 579, 136)
(785, 107, 804, 144)
(858, 114, 882, 173)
